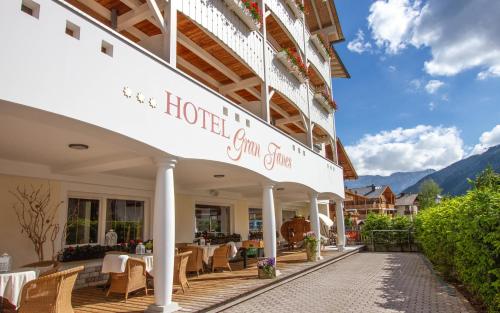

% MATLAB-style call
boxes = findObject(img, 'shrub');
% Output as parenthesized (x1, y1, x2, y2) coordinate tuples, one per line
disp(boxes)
(415, 168, 500, 312)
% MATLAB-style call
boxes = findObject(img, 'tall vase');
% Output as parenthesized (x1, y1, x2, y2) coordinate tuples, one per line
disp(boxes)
(305, 242, 318, 262)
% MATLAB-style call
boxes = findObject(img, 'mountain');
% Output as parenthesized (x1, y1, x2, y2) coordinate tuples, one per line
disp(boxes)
(403, 144, 500, 196)
(345, 169, 436, 194)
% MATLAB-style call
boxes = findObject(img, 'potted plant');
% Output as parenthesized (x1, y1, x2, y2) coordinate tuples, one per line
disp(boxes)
(257, 257, 276, 279)
(303, 232, 319, 261)
(144, 240, 153, 253)
(276, 48, 309, 83)
(224, 0, 262, 31)
(284, 0, 304, 19)
(313, 85, 336, 111)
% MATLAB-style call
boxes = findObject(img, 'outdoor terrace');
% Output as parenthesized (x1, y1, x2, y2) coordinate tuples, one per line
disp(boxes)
(71, 246, 363, 313)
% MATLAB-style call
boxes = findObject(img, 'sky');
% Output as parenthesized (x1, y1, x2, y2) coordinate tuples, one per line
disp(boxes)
(331, 0, 500, 176)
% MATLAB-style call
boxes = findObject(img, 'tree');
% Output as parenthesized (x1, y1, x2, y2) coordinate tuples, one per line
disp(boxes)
(11, 184, 64, 261)
(418, 179, 442, 210)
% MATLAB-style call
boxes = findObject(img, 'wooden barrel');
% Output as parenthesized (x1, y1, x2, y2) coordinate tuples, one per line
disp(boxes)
(280, 217, 311, 244)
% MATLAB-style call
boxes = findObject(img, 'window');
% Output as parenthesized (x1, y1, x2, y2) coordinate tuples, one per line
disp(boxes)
(195, 204, 230, 233)
(66, 198, 99, 245)
(106, 199, 144, 244)
(249, 208, 262, 232)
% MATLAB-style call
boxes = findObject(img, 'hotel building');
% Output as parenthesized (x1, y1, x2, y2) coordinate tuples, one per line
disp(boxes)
(0, 0, 354, 311)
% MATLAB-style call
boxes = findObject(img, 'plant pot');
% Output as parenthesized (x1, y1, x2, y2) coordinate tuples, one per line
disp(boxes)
(258, 267, 276, 279)
(224, 0, 261, 31)
(305, 243, 318, 262)
(276, 51, 307, 83)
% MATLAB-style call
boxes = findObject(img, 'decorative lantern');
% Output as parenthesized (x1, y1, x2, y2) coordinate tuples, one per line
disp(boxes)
(135, 242, 145, 255)
(104, 229, 118, 246)
(0, 253, 12, 272)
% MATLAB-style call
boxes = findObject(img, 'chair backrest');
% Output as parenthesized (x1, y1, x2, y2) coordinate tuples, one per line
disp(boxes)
(19, 266, 83, 313)
(126, 258, 146, 280)
(174, 251, 192, 285)
(106, 250, 126, 255)
(179, 246, 202, 266)
(21, 260, 61, 277)
(213, 245, 230, 258)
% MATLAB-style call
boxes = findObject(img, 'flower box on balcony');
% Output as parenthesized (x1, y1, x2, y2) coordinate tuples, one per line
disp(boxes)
(284, 0, 304, 19)
(310, 34, 330, 61)
(224, 0, 262, 31)
(313, 85, 336, 111)
(277, 50, 308, 84)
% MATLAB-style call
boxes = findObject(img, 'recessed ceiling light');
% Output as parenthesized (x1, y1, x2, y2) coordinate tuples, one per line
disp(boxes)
(213, 174, 225, 178)
(68, 143, 89, 150)
(276, 187, 285, 191)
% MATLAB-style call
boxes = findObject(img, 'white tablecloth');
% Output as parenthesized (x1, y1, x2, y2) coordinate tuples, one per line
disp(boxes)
(0, 268, 38, 308)
(188, 244, 220, 264)
(101, 254, 153, 274)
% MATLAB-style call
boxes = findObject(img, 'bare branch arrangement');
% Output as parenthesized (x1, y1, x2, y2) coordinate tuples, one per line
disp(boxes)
(10, 184, 64, 261)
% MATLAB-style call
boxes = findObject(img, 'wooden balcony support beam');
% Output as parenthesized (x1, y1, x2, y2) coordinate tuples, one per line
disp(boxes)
(219, 77, 261, 95)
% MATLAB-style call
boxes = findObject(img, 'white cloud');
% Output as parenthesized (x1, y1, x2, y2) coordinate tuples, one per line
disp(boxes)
(425, 80, 444, 94)
(388, 65, 397, 72)
(345, 125, 464, 175)
(477, 65, 500, 80)
(408, 79, 422, 91)
(367, 0, 500, 77)
(347, 30, 372, 54)
(367, 0, 421, 54)
(470, 125, 500, 155)
(428, 102, 436, 111)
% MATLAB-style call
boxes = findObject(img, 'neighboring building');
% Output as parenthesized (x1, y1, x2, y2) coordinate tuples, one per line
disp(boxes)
(395, 193, 419, 218)
(0, 0, 350, 311)
(344, 185, 396, 220)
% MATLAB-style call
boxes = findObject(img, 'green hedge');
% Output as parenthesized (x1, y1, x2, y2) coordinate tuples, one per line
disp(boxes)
(415, 168, 500, 312)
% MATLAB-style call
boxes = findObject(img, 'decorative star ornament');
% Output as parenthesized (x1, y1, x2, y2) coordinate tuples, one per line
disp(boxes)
(148, 98, 157, 108)
(123, 87, 132, 98)
(136, 92, 145, 104)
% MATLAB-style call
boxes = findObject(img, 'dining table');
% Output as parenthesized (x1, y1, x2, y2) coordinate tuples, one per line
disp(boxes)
(188, 244, 220, 265)
(0, 268, 39, 309)
(101, 253, 154, 275)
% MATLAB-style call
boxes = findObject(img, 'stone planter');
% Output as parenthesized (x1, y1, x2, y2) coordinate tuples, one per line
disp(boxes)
(313, 92, 332, 112)
(305, 243, 318, 262)
(258, 267, 276, 279)
(284, 0, 303, 19)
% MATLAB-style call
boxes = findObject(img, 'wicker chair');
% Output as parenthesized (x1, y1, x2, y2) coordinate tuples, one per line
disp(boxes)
(21, 260, 61, 277)
(17, 265, 83, 313)
(178, 246, 203, 276)
(106, 258, 147, 302)
(211, 245, 232, 272)
(173, 251, 192, 293)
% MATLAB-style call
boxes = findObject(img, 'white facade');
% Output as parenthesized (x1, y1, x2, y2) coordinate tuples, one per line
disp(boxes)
(0, 0, 347, 311)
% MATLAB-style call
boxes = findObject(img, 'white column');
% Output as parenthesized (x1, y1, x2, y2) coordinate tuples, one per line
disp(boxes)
(309, 192, 321, 258)
(335, 199, 346, 251)
(260, 0, 271, 123)
(274, 201, 283, 243)
(163, 0, 177, 66)
(147, 158, 179, 313)
(262, 183, 276, 260)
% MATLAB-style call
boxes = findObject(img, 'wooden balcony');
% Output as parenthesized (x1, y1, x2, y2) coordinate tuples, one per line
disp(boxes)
(71, 247, 363, 313)
(345, 203, 395, 211)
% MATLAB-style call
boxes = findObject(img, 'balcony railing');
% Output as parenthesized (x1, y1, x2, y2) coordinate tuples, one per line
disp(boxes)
(179, 0, 265, 79)
(309, 89, 334, 138)
(266, 0, 305, 53)
(305, 29, 331, 87)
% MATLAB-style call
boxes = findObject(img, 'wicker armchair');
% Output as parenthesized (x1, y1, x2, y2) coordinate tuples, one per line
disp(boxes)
(211, 245, 232, 272)
(21, 260, 61, 277)
(106, 258, 147, 302)
(178, 246, 203, 276)
(173, 251, 192, 293)
(17, 265, 83, 313)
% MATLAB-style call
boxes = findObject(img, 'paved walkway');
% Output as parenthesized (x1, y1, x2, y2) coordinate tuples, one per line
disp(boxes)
(221, 253, 475, 313)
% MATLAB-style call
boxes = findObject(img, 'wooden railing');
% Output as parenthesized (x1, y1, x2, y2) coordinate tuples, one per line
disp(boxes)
(309, 88, 334, 137)
(179, 0, 265, 79)
(305, 29, 331, 87)
(266, 0, 305, 53)
(345, 204, 396, 210)
(267, 44, 309, 116)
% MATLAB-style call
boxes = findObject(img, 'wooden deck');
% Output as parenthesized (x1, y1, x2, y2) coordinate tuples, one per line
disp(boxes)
(73, 247, 362, 313)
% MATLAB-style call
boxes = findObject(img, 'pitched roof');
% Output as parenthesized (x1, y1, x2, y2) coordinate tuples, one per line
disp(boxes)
(395, 193, 419, 206)
(348, 185, 392, 199)
(336, 138, 358, 180)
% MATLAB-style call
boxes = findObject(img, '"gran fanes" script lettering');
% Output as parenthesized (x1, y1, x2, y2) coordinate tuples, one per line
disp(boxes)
(164, 90, 292, 171)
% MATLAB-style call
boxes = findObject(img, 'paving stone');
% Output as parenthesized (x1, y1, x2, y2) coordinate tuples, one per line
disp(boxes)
(221, 253, 475, 313)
